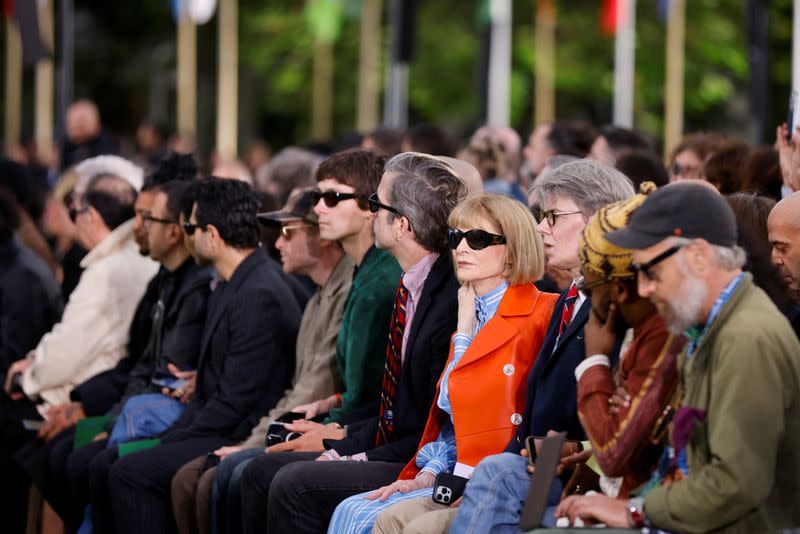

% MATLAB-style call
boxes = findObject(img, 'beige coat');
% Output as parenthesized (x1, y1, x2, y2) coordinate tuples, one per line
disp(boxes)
(240, 255, 352, 448)
(22, 219, 158, 412)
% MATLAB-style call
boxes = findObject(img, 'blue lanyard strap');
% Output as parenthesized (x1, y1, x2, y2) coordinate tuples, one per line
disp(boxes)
(685, 273, 744, 359)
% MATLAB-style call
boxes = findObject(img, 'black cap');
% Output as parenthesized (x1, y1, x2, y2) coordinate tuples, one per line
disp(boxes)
(257, 187, 318, 226)
(605, 182, 737, 250)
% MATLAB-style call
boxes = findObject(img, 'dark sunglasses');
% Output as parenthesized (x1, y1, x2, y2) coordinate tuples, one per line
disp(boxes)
(182, 221, 207, 235)
(309, 189, 365, 209)
(143, 214, 178, 227)
(68, 206, 88, 223)
(447, 228, 506, 250)
(279, 224, 315, 239)
(531, 207, 582, 226)
(367, 193, 403, 216)
(631, 244, 684, 281)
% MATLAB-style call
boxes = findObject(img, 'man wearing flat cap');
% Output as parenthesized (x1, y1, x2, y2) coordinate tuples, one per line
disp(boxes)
(558, 182, 800, 533)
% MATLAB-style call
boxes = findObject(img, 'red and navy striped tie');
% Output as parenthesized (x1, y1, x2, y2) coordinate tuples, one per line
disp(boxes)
(376, 279, 409, 446)
(559, 283, 579, 337)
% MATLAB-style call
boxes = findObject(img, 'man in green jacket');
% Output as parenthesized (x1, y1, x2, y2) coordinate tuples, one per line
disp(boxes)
(557, 182, 800, 533)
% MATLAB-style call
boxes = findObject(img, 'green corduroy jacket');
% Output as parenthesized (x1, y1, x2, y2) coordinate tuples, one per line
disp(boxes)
(328, 247, 401, 423)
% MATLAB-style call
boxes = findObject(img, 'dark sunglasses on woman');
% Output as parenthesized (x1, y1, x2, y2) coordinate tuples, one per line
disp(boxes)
(447, 228, 507, 250)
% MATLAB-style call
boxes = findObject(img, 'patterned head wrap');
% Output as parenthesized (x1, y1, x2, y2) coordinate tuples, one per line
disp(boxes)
(579, 181, 657, 280)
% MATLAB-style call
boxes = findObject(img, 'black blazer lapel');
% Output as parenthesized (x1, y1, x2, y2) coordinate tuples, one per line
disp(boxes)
(402, 255, 451, 367)
(197, 251, 264, 366)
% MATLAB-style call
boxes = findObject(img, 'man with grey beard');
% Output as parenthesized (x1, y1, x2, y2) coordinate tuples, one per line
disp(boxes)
(557, 182, 800, 533)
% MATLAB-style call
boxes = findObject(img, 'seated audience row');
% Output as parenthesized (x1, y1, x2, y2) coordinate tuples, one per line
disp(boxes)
(4, 141, 800, 534)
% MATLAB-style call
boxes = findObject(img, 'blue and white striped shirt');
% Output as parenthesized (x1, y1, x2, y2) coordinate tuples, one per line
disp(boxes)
(416, 281, 509, 478)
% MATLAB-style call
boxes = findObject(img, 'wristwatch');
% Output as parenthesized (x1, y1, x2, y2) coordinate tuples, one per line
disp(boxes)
(627, 496, 648, 528)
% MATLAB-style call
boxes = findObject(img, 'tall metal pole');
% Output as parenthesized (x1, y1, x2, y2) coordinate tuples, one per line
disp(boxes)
(35, 0, 55, 160)
(746, 0, 768, 145)
(663, 0, 685, 161)
(311, 37, 333, 140)
(56, 0, 74, 144)
(4, 18, 23, 154)
(534, 0, 555, 126)
(216, 0, 238, 161)
(793, 0, 800, 97)
(487, 0, 511, 127)
(384, 0, 411, 129)
(177, 11, 197, 143)
(357, 0, 382, 132)
(613, 0, 636, 127)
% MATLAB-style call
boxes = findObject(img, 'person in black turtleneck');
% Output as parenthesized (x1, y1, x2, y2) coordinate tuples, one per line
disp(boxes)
(15, 180, 212, 531)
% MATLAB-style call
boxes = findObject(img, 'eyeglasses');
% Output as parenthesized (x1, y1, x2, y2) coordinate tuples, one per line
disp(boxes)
(531, 207, 583, 227)
(309, 189, 365, 209)
(182, 221, 207, 235)
(68, 206, 89, 223)
(631, 245, 684, 281)
(280, 224, 314, 239)
(367, 193, 403, 217)
(143, 214, 178, 227)
(447, 228, 507, 250)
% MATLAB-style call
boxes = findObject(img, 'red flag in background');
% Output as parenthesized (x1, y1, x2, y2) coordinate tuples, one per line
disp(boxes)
(2, 0, 14, 18)
(601, 0, 631, 36)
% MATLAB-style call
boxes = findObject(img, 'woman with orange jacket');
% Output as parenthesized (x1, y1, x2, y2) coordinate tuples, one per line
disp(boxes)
(327, 193, 559, 534)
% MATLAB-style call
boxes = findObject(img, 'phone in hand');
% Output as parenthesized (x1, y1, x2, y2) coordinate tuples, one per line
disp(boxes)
(431, 472, 468, 506)
(788, 90, 798, 142)
(22, 419, 44, 431)
(151, 376, 190, 391)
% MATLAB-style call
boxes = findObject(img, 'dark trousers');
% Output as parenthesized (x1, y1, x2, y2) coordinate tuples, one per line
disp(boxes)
(101, 436, 232, 534)
(16, 427, 86, 532)
(0, 395, 44, 534)
(240, 452, 404, 534)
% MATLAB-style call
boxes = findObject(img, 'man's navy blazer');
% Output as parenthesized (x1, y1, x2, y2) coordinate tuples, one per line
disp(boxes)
(506, 288, 618, 452)
(163, 249, 302, 443)
(325, 253, 459, 463)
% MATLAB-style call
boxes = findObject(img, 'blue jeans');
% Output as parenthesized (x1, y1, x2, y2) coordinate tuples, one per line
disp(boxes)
(212, 447, 263, 534)
(449, 452, 561, 534)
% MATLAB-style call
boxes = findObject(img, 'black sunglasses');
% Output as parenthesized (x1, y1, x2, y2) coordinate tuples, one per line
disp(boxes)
(68, 206, 88, 223)
(447, 228, 507, 250)
(631, 245, 684, 281)
(182, 221, 207, 235)
(309, 189, 365, 209)
(143, 214, 179, 226)
(367, 193, 403, 217)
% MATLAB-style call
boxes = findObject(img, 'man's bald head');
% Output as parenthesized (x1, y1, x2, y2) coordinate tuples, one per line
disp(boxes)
(83, 173, 137, 231)
(768, 192, 800, 294)
(66, 100, 102, 144)
(436, 156, 483, 196)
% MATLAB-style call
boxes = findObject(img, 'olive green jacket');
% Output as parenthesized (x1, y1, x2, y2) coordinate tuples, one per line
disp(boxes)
(645, 274, 800, 533)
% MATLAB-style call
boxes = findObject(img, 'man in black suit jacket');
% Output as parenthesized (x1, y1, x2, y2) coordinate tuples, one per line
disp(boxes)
(451, 160, 634, 532)
(238, 153, 466, 534)
(84, 178, 301, 534)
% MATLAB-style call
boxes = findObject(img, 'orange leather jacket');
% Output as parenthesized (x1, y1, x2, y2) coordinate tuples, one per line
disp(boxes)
(399, 283, 558, 479)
